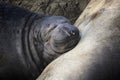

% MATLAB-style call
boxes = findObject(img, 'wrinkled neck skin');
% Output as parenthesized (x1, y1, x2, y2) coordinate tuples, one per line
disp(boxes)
(22, 13, 46, 78)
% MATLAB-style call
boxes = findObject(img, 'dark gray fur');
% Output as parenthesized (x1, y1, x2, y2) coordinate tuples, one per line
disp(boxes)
(0, 3, 80, 80)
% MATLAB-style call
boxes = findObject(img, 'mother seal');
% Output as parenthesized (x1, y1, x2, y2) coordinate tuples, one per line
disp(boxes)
(0, 3, 80, 80)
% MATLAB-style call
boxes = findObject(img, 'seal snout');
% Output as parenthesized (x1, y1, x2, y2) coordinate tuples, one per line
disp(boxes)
(51, 23, 80, 49)
(49, 23, 80, 53)
(59, 23, 80, 39)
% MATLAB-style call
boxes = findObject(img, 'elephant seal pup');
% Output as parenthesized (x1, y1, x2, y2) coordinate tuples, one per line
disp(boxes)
(0, 3, 80, 80)
(38, 0, 120, 80)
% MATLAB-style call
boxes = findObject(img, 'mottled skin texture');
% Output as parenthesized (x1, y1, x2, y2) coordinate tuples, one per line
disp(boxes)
(38, 0, 120, 80)
(0, 3, 80, 80)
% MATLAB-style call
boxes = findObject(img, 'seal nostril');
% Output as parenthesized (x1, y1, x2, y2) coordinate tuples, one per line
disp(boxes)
(71, 31, 76, 35)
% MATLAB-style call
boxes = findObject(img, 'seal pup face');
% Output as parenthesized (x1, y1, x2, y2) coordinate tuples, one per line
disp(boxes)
(40, 16, 80, 63)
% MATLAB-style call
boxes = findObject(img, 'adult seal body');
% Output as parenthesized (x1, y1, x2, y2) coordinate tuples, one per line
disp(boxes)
(0, 3, 80, 80)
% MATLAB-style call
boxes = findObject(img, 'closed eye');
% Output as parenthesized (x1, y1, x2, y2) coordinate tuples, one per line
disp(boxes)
(46, 24, 57, 34)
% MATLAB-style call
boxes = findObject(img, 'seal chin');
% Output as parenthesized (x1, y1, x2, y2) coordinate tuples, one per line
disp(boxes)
(51, 35, 80, 53)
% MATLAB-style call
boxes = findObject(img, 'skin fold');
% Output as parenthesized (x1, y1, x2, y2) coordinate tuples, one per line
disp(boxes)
(37, 0, 120, 80)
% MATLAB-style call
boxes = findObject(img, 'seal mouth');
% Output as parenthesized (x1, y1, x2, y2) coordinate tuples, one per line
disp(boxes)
(54, 33, 80, 46)
(51, 36, 80, 53)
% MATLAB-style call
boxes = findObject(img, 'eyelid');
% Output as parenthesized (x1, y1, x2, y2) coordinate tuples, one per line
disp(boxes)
(46, 24, 57, 34)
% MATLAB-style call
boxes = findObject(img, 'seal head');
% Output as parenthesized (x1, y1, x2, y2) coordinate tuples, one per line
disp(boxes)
(39, 16, 80, 64)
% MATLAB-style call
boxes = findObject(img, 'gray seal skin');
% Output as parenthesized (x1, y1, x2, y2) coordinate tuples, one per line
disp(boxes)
(0, 3, 80, 80)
